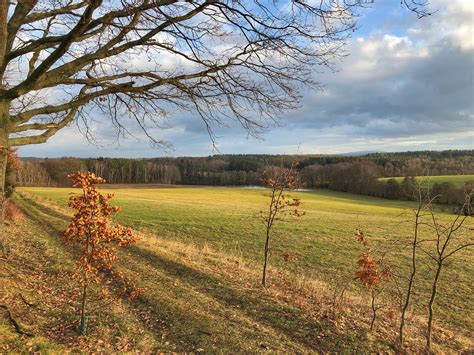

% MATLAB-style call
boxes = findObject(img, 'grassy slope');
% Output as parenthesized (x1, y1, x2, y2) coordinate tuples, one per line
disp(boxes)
(0, 209, 169, 352)
(378, 175, 474, 188)
(2, 187, 472, 352)
(2, 192, 389, 353)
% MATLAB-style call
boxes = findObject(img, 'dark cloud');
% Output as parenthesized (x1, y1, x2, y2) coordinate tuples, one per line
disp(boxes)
(289, 30, 473, 139)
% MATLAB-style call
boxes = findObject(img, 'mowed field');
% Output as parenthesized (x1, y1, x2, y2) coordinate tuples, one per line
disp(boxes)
(11, 186, 474, 351)
(378, 175, 474, 188)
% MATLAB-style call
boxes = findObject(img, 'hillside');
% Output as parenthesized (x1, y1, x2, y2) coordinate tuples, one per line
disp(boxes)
(1, 187, 472, 352)
(378, 175, 474, 188)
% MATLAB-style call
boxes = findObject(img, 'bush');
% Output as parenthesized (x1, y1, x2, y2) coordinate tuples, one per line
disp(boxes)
(3, 199, 23, 222)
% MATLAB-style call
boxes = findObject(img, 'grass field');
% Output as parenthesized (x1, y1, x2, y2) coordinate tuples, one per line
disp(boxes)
(18, 186, 434, 282)
(378, 175, 474, 188)
(4, 186, 473, 352)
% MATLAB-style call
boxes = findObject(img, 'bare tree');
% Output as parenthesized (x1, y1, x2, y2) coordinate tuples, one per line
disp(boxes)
(0, 0, 430, 208)
(421, 194, 473, 351)
(397, 188, 473, 351)
(398, 188, 425, 347)
(260, 163, 303, 287)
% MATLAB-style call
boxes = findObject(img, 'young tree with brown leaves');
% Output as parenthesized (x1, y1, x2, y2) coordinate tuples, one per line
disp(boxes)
(354, 228, 392, 332)
(260, 164, 304, 287)
(63, 172, 140, 335)
(0, 1, 430, 211)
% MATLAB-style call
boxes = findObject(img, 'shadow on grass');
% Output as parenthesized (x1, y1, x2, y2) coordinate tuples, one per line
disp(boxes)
(14, 192, 391, 352)
(127, 244, 384, 352)
(16, 192, 71, 222)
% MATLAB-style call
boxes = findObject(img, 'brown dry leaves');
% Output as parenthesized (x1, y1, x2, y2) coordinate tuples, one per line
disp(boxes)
(3, 199, 23, 222)
(63, 172, 143, 300)
(6, 149, 21, 171)
(354, 228, 391, 290)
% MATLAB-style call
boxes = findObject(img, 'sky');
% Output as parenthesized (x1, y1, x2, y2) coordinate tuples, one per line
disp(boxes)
(19, 0, 474, 158)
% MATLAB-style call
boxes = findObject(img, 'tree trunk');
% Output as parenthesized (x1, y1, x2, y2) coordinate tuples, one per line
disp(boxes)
(0, 145, 6, 196)
(0, 1, 8, 74)
(0, 99, 11, 217)
(79, 282, 88, 335)
(0, 1, 10, 217)
(262, 229, 270, 287)
(426, 261, 443, 352)
(399, 210, 420, 347)
(370, 288, 376, 331)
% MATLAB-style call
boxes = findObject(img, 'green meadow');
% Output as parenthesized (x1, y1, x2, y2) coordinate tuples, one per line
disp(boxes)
(17, 186, 473, 337)
(378, 175, 474, 188)
(18, 186, 430, 277)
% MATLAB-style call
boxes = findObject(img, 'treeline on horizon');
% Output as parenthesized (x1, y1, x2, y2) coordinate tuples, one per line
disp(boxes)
(14, 150, 474, 204)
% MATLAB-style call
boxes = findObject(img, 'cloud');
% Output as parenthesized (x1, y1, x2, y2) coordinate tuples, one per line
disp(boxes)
(279, 0, 473, 141)
(18, 0, 474, 157)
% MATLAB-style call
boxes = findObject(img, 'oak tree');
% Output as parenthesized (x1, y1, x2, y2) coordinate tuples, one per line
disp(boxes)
(0, 0, 429, 208)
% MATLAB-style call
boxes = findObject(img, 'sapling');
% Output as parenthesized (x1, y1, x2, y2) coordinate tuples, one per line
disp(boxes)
(354, 228, 392, 331)
(260, 163, 304, 287)
(63, 172, 142, 335)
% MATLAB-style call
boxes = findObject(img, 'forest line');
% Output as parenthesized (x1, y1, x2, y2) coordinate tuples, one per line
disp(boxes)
(11, 150, 474, 205)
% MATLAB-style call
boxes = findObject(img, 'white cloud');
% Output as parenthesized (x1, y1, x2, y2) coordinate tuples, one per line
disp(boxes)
(17, 0, 474, 157)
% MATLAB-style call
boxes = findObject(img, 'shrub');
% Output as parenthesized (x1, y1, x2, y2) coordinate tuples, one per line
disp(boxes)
(3, 199, 22, 222)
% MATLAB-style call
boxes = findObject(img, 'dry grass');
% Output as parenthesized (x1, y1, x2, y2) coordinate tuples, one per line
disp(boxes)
(135, 230, 473, 352)
(19, 186, 473, 333)
(2, 189, 472, 352)
(0, 219, 169, 352)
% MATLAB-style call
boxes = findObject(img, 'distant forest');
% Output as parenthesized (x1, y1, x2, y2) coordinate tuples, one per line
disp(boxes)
(14, 150, 474, 204)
